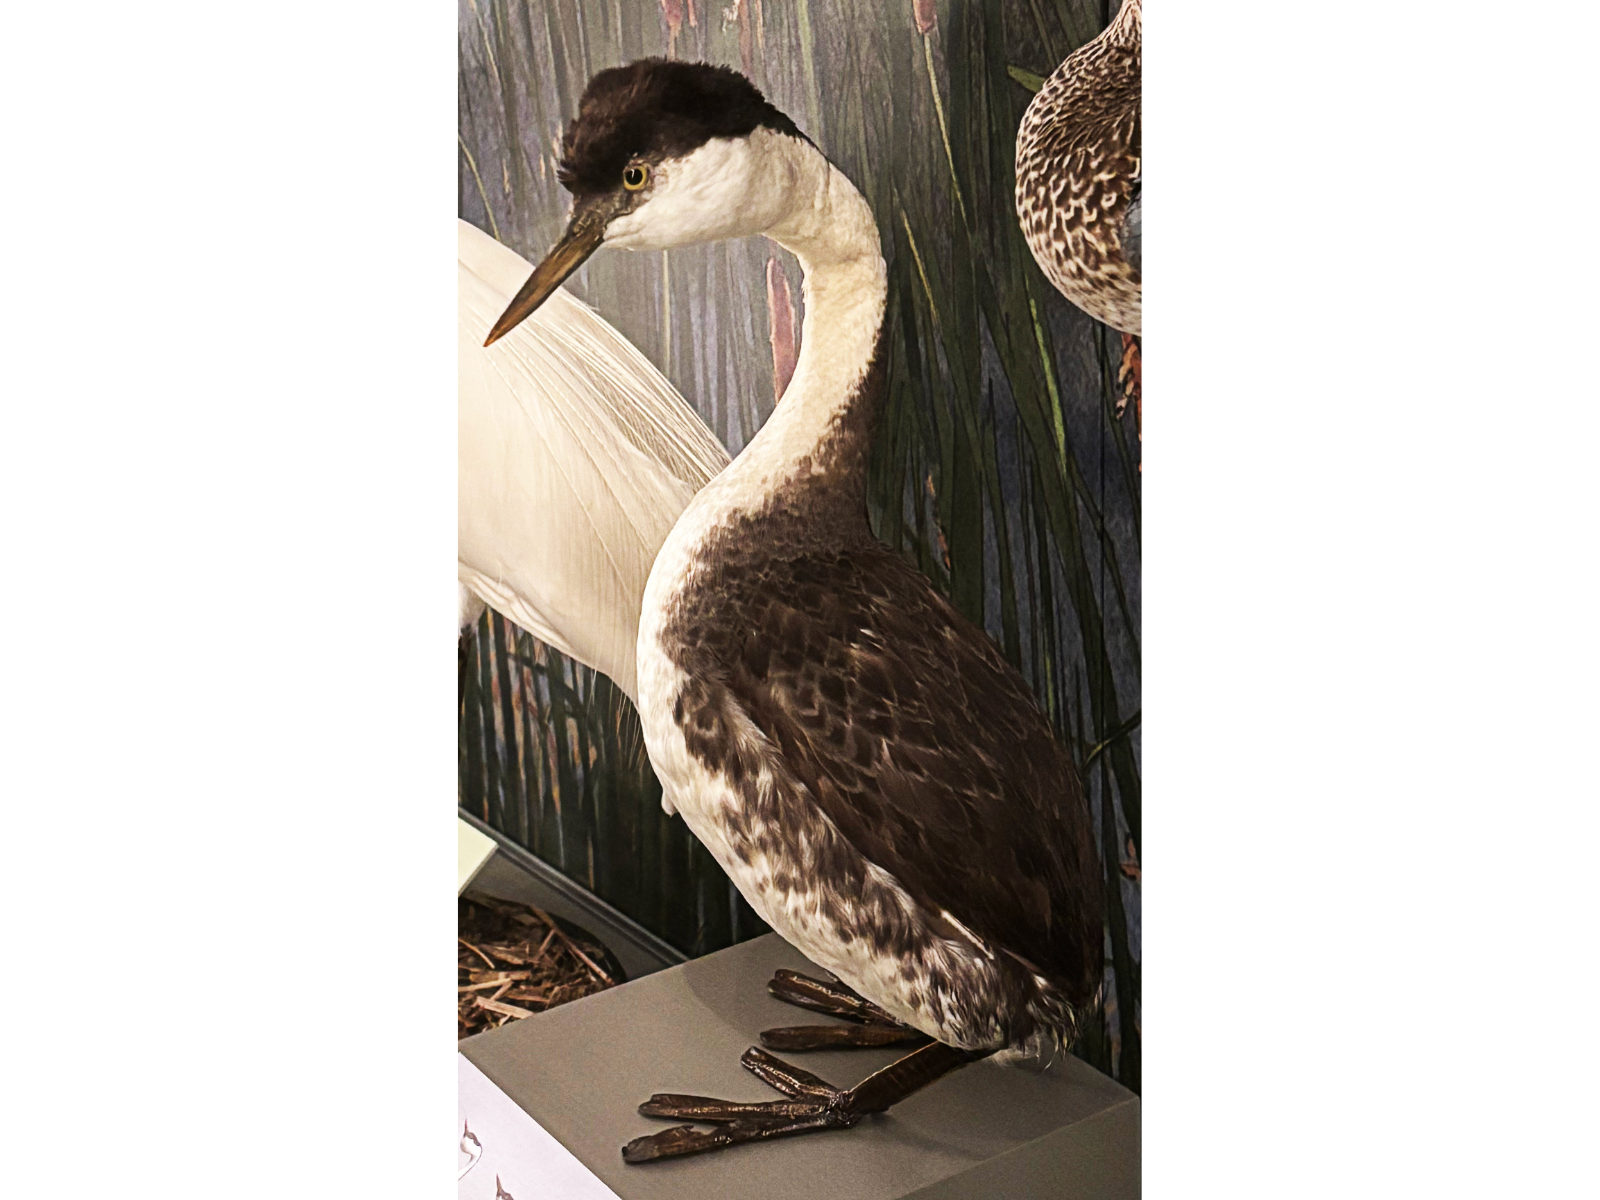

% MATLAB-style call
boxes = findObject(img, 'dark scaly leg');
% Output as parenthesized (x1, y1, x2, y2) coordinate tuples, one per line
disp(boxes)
(622, 1043, 988, 1163)
(761, 1024, 929, 1050)
(759, 969, 930, 1051)
(766, 969, 895, 1021)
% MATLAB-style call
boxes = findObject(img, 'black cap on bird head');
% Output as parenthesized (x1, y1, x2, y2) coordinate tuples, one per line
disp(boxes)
(557, 58, 806, 194)
(483, 60, 808, 347)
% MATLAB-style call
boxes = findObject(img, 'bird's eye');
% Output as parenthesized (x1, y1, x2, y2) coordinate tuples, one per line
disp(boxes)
(623, 164, 649, 191)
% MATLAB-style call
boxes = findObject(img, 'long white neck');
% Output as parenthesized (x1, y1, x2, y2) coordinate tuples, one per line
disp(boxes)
(719, 138, 888, 508)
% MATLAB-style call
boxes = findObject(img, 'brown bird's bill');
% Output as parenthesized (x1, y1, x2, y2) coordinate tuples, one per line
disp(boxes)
(482, 194, 621, 347)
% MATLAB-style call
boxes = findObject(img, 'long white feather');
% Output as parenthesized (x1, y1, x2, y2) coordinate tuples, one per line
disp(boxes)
(457, 220, 728, 702)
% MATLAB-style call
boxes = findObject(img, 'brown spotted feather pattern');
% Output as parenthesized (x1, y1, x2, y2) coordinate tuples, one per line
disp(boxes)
(1016, 0, 1141, 334)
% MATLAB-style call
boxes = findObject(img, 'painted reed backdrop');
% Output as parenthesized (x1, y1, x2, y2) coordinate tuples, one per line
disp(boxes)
(459, 0, 1141, 1089)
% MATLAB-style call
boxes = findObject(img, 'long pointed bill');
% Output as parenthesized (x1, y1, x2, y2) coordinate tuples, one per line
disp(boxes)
(482, 198, 613, 347)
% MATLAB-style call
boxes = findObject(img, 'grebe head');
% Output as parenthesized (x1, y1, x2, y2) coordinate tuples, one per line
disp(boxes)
(484, 59, 814, 346)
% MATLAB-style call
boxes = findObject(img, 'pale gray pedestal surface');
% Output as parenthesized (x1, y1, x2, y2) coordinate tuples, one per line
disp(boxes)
(460, 933, 1139, 1199)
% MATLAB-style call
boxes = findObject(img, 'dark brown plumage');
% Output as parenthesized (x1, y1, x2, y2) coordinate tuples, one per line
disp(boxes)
(661, 329, 1104, 1049)
(558, 58, 808, 195)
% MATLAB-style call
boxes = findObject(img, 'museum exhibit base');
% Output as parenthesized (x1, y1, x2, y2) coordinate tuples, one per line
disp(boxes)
(460, 932, 1140, 1199)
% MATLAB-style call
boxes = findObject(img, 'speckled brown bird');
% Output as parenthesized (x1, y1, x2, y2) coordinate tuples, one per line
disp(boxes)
(1015, 0, 1141, 335)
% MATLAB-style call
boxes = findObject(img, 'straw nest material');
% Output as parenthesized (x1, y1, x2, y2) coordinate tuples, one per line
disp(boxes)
(458, 893, 622, 1038)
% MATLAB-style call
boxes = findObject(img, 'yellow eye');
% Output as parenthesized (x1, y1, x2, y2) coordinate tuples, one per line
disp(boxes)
(623, 164, 649, 191)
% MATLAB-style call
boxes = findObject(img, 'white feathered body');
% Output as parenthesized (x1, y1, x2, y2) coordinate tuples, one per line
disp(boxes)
(457, 220, 728, 701)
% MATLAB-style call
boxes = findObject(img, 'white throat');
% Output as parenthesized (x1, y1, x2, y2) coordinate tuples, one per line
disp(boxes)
(717, 132, 888, 505)
(634, 133, 887, 819)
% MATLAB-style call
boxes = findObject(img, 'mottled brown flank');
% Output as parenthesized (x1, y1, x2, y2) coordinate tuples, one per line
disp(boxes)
(559, 59, 808, 196)
(1016, 0, 1141, 334)
(661, 329, 1104, 1046)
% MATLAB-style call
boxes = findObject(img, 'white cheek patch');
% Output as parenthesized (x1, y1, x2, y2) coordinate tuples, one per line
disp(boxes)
(603, 129, 799, 251)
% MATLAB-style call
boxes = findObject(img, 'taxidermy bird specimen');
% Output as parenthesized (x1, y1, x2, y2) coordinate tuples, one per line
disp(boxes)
(458, 218, 728, 703)
(1015, 0, 1141, 426)
(484, 59, 1104, 1164)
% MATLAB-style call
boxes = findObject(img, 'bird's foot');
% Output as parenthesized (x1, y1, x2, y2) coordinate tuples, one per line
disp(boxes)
(760, 969, 930, 1052)
(622, 1048, 858, 1162)
(623, 1041, 978, 1163)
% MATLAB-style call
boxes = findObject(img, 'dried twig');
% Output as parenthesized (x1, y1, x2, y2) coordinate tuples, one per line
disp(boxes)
(533, 927, 558, 964)
(457, 893, 620, 1037)
(474, 996, 536, 1020)
(459, 976, 516, 993)
(525, 903, 615, 986)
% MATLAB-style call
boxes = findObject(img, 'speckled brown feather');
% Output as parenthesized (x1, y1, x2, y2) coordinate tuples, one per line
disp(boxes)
(1016, 0, 1141, 334)
(659, 331, 1105, 1047)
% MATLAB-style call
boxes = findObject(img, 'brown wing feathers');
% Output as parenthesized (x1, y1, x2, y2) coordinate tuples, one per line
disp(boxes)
(673, 524, 1104, 1009)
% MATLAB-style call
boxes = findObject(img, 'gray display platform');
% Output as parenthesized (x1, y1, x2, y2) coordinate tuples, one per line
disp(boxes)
(461, 933, 1139, 1199)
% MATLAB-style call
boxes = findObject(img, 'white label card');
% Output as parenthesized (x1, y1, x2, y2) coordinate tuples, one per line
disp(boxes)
(457, 819, 498, 894)
(458, 1053, 622, 1200)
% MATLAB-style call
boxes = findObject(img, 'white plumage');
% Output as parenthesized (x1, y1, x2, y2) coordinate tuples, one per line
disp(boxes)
(456, 219, 728, 702)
